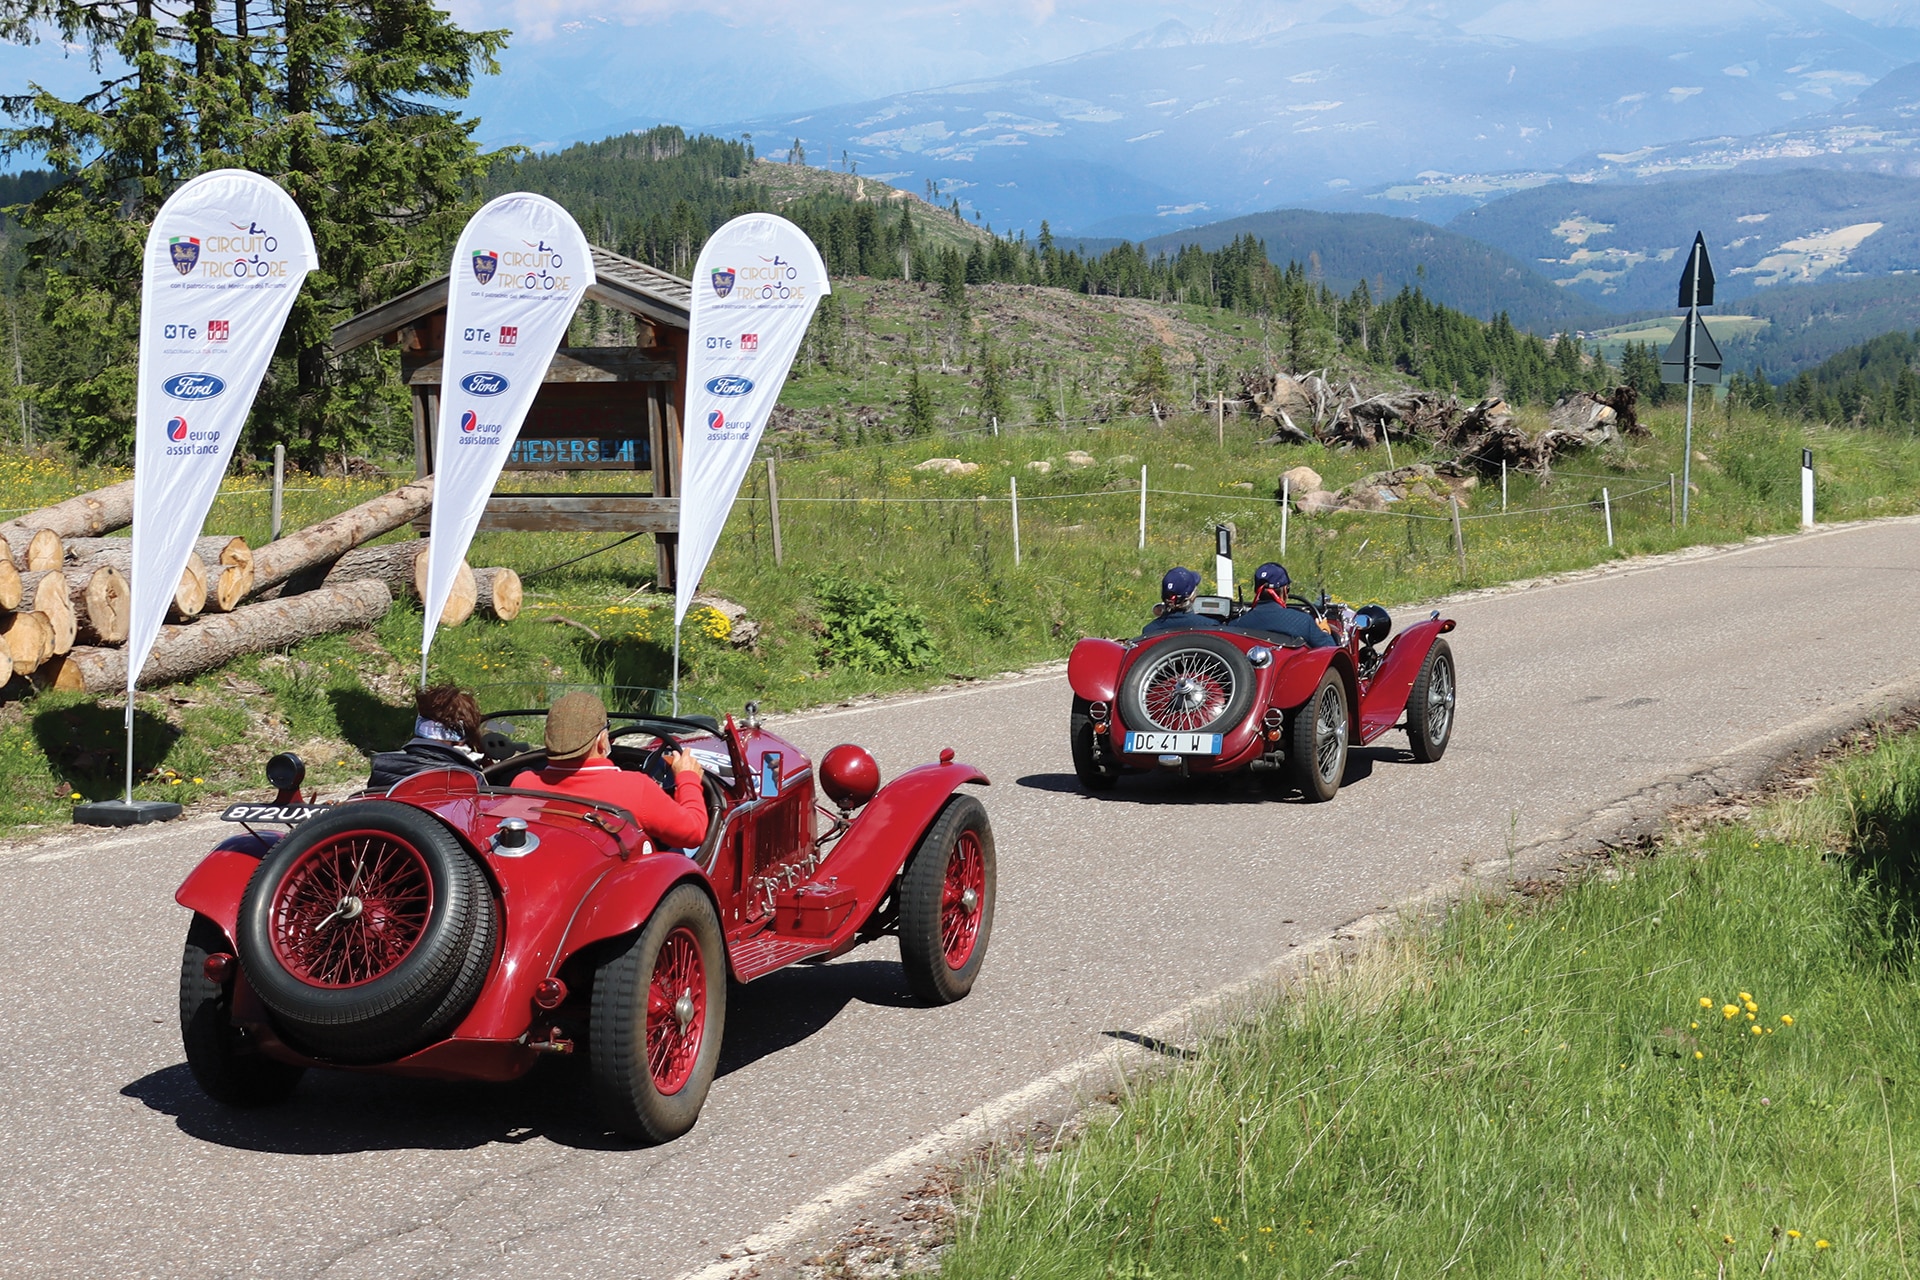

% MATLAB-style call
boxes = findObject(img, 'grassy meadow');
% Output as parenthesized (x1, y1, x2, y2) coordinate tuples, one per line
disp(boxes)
(940, 726, 1920, 1278)
(0, 391, 1917, 834)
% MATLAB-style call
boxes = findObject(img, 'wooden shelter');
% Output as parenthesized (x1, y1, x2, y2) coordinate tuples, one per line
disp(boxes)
(332, 246, 690, 585)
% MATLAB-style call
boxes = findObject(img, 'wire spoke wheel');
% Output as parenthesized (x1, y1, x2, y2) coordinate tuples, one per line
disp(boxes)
(1315, 685, 1348, 785)
(644, 926, 707, 1095)
(1426, 654, 1455, 743)
(269, 832, 434, 988)
(940, 831, 987, 969)
(1139, 649, 1236, 732)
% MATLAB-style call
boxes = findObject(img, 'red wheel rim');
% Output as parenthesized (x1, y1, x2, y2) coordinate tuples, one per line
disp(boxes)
(1140, 649, 1235, 732)
(646, 926, 707, 1094)
(269, 830, 434, 988)
(940, 831, 986, 969)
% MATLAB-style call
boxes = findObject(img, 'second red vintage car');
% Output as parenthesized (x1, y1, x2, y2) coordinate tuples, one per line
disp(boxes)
(1067, 593, 1456, 799)
(174, 693, 993, 1142)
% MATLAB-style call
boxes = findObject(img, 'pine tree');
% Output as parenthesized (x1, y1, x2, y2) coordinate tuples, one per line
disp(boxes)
(904, 365, 936, 436)
(1, 0, 506, 462)
(975, 332, 1008, 426)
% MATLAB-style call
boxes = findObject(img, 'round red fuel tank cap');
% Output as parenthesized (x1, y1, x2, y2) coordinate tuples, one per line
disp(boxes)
(820, 744, 882, 810)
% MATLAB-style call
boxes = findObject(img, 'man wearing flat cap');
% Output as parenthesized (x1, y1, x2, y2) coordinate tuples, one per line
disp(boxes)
(511, 691, 710, 849)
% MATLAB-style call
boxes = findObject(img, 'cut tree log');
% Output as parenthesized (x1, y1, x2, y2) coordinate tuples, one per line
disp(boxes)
(70, 548, 208, 621)
(18, 570, 76, 654)
(2, 610, 54, 675)
(0, 557, 19, 612)
(267, 541, 418, 599)
(0, 644, 12, 689)
(76, 565, 129, 645)
(249, 476, 434, 594)
(411, 548, 476, 628)
(67, 534, 254, 613)
(42, 579, 393, 694)
(0, 479, 134, 546)
(472, 567, 523, 622)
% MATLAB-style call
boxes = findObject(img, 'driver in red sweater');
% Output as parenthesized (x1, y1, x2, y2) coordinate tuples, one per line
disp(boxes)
(512, 691, 709, 849)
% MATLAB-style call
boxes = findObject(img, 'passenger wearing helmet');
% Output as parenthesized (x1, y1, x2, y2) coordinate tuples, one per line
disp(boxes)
(1140, 566, 1218, 637)
(1229, 562, 1337, 649)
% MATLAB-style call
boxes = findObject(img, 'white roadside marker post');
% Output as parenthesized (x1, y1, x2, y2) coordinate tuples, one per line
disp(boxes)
(1501, 458, 1508, 513)
(1010, 476, 1021, 567)
(1801, 448, 1815, 528)
(1281, 475, 1290, 556)
(1603, 487, 1614, 548)
(271, 443, 285, 541)
(1137, 465, 1147, 551)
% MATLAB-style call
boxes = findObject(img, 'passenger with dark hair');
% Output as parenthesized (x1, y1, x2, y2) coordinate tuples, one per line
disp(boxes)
(366, 685, 488, 790)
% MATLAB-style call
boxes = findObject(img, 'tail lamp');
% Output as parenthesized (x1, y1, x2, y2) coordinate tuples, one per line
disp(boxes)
(1089, 702, 1110, 734)
(533, 978, 568, 1011)
(202, 953, 235, 985)
(1262, 708, 1284, 743)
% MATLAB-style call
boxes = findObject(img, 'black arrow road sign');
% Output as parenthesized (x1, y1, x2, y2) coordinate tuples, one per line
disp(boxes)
(1677, 231, 1715, 308)
(1661, 312, 1724, 385)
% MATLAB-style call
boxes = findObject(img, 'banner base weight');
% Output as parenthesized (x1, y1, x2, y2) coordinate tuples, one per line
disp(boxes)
(74, 799, 184, 828)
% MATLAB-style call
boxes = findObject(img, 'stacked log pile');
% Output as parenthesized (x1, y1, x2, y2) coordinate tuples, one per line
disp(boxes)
(6, 473, 524, 695)
(1246, 370, 1645, 478)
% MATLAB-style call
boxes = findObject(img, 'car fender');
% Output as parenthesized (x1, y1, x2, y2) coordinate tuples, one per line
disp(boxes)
(1360, 617, 1455, 741)
(551, 851, 715, 968)
(1267, 645, 1361, 737)
(175, 831, 282, 941)
(1068, 638, 1127, 704)
(826, 761, 990, 928)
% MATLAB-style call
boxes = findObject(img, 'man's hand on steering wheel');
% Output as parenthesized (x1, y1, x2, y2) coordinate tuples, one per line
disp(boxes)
(660, 744, 705, 780)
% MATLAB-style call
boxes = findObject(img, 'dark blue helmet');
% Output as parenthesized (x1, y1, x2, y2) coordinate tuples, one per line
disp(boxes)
(1253, 562, 1291, 600)
(1161, 566, 1200, 603)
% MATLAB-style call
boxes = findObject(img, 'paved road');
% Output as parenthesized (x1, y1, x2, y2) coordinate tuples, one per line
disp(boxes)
(4, 520, 1917, 1279)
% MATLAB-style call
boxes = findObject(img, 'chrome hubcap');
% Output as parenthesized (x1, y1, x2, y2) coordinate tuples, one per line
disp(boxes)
(673, 991, 695, 1030)
(961, 887, 979, 912)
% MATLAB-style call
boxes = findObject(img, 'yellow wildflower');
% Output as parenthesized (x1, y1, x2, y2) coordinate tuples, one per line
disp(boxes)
(1723, 1005, 1739, 1019)
(1751, 1025, 1763, 1036)
(1694, 1050, 1704, 1059)
(1738, 992, 1753, 1002)
(1699, 997, 1713, 1008)
(1816, 1240, 1830, 1249)
(1787, 1229, 1801, 1239)
(1780, 1015, 1794, 1026)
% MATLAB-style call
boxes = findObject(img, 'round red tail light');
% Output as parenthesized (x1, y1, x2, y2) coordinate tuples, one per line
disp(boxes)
(202, 953, 236, 984)
(533, 978, 568, 1010)
(820, 744, 882, 810)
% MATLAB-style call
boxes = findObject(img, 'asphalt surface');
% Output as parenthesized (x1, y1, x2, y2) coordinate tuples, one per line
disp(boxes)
(3, 519, 1917, 1279)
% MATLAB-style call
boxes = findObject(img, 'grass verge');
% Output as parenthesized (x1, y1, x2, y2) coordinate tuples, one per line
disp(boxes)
(940, 727, 1920, 1277)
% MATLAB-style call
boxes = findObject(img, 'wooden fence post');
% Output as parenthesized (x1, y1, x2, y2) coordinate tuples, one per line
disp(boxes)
(766, 458, 784, 567)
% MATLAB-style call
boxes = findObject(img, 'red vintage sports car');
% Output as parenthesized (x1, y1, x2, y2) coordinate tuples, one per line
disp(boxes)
(175, 695, 993, 1142)
(1067, 593, 1456, 799)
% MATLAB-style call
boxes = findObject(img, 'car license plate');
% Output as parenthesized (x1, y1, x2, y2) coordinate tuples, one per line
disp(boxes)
(1123, 731, 1222, 755)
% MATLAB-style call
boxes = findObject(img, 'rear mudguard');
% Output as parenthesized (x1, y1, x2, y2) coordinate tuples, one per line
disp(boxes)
(1358, 617, 1454, 742)
(826, 760, 989, 935)
(175, 831, 282, 943)
(549, 852, 714, 970)
(1067, 638, 1127, 704)
(1266, 645, 1361, 743)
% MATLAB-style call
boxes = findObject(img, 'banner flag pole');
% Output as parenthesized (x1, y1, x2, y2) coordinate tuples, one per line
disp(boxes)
(83, 169, 316, 828)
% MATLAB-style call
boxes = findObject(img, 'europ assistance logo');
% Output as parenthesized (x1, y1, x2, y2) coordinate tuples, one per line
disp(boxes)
(455, 407, 503, 446)
(705, 407, 752, 442)
(162, 413, 220, 457)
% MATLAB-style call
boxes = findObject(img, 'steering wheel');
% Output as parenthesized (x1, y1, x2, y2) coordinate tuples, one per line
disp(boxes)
(609, 722, 684, 793)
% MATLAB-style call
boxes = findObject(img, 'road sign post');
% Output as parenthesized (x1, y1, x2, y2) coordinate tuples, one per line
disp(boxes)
(1662, 233, 1719, 527)
(1801, 448, 1815, 528)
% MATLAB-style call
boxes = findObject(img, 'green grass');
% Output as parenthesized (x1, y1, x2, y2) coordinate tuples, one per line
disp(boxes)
(940, 729, 1920, 1278)
(2, 375, 1917, 836)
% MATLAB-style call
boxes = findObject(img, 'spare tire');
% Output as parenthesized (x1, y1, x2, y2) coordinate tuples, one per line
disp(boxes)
(1120, 633, 1256, 737)
(235, 800, 495, 1065)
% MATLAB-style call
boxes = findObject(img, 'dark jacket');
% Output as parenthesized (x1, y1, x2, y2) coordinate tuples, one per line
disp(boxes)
(366, 739, 483, 791)
(1140, 608, 1222, 638)
(1229, 601, 1338, 649)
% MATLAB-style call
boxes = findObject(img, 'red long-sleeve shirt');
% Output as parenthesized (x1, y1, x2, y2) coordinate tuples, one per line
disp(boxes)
(511, 759, 709, 849)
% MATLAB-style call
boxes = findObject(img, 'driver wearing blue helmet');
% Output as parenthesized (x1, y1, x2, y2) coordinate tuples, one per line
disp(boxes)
(1229, 562, 1337, 649)
(1140, 566, 1218, 637)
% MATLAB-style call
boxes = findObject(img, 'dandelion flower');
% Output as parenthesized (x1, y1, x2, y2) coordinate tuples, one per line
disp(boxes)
(1724, 1005, 1739, 1019)
(1751, 1025, 1764, 1036)
(1691, 1022, 1700, 1030)
(1699, 997, 1713, 1008)
(1738, 992, 1753, 1002)
(1787, 1229, 1801, 1239)
(1747, 1012, 1757, 1021)
(1724, 1235, 1735, 1246)
(1694, 1050, 1704, 1060)
(192, 777, 203, 784)
(1781, 1015, 1794, 1026)
(1816, 1240, 1830, 1249)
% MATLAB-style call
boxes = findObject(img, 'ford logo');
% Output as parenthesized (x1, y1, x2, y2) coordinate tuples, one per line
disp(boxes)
(705, 375, 754, 397)
(460, 371, 509, 396)
(162, 372, 226, 400)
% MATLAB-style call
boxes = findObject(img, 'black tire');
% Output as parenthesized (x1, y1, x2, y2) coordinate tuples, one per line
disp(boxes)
(180, 915, 305, 1107)
(1069, 697, 1119, 792)
(899, 795, 995, 1005)
(1406, 638, 1457, 763)
(590, 883, 727, 1143)
(235, 800, 496, 1065)
(1118, 633, 1256, 737)
(1287, 668, 1350, 802)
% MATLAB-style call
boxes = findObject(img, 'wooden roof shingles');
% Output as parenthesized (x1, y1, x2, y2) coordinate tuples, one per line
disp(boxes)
(331, 245, 693, 356)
